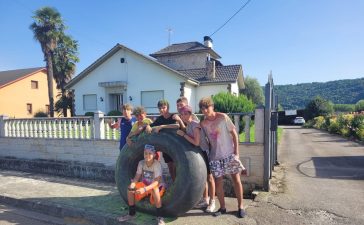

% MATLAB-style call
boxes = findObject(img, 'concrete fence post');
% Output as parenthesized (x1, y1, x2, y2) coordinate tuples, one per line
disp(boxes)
(243, 115, 251, 142)
(255, 107, 265, 144)
(233, 115, 240, 135)
(0, 115, 9, 137)
(94, 111, 105, 140)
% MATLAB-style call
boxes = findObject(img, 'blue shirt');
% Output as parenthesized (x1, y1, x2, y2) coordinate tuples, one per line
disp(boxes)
(119, 117, 136, 150)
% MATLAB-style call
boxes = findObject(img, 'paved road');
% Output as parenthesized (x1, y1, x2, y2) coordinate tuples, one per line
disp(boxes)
(0, 203, 67, 225)
(247, 126, 364, 225)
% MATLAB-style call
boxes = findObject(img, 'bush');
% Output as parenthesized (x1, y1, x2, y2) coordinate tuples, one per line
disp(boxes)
(304, 96, 334, 120)
(107, 110, 122, 116)
(355, 100, 364, 112)
(84, 112, 94, 116)
(313, 116, 326, 129)
(351, 114, 364, 141)
(337, 114, 353, 137)
(212, 92, 255, 113)
(327, 117, 340, 134)
(333, 104, 355, 113)
(34, 111, 48, 117)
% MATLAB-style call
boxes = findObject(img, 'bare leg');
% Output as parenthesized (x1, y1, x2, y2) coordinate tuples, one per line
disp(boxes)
(127, 190, 135, 206)
(231, 173, 243, 209)
(215, 176, 225, 209)
(207, 174, 215, 203)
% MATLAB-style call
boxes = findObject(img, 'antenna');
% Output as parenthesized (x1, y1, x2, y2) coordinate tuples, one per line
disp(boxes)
(166, 27, 173, 46)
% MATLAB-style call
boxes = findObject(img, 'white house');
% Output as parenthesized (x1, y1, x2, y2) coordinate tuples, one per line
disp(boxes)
(65, 36, 245, 115)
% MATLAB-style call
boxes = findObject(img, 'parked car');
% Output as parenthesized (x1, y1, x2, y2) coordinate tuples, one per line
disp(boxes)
(293, 117, 305, 125)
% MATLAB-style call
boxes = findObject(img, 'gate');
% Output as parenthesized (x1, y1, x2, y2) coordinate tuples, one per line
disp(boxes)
(263, 72, 279, 191)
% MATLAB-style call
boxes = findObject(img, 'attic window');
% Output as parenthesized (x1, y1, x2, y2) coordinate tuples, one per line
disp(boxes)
(31, 80, 38, 89)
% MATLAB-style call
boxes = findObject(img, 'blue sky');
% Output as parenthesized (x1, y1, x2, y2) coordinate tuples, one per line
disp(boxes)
(0, 0, 363, 85)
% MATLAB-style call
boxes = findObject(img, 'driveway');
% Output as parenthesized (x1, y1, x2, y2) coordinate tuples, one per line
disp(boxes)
(247, 126, 364, 225)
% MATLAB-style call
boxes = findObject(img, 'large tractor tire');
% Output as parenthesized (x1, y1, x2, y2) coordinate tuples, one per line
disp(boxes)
(115, 129, 207, 217)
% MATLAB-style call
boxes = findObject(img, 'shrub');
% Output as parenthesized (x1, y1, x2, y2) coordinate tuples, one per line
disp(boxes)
(304, 96, 334, 120)
(327, 117, 340, 134)
(212, 92, 255, 113)
(107, 110, 122, 116)
(84, 112, 94, 116)
(34, 111, 48, 117)
(313, 116, 326, 129)
(351, 114, 364, 141)
(333, 104, 355, 113)
(337, 114, 353, 137)
(355, 100, 364, 112)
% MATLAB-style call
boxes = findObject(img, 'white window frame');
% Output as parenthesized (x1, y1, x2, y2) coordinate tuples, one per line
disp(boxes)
(83, 94, 97, 111)
(141, 90, 164, 109)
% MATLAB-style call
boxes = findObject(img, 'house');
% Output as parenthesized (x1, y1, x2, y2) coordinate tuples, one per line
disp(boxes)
(65, 36, 244, 115)
(0, 67, 58, 118)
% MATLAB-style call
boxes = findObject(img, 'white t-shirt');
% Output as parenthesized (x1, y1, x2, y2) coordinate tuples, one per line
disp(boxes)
(136, 159, 164, 186)
(201, 113, 236, 161)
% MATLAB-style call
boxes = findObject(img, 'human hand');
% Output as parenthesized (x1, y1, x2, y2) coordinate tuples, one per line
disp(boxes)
(126, 138, 133, 146)
(135, 187, 146, 194)
(176, 130, 185, 136)
(172, 114, 181, 121)
(145, 125, 152, 134)
(153, 126, 162, 133)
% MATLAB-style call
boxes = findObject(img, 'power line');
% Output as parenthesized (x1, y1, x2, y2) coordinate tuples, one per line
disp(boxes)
(210, 0, 252, 37)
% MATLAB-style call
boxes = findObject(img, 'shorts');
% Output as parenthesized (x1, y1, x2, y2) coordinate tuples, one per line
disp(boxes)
(132, 182, 165, 205)
(201, 150, 211, 174)
(209, 154, 245, 178)
(163, 152, 173, 163)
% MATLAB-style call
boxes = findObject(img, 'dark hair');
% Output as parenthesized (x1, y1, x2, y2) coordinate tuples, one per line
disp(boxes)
(157, 99, 169, 109)
(133, 106, 146, 115)
(122, 103, 133, 111)
(176, 96, 188, 104)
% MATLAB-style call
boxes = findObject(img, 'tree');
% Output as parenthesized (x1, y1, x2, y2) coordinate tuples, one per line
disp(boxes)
(355, 100, 364, 112)
(304, 96, 334, 120)
(240, 76, 264, 106)
(212, 92, 255, 113)
(30, 7, 64, 117)
(53, 33, 79, 117)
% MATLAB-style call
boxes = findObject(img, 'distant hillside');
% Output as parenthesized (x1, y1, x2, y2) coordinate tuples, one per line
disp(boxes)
(274, 78, 364, 110)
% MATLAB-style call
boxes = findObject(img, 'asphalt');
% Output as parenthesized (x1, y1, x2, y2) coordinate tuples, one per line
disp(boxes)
(0, 170, 254, 225)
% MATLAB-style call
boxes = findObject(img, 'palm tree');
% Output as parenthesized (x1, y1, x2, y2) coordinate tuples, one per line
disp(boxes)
(53, 33, 79, 117)
(30, 7, 64, 117)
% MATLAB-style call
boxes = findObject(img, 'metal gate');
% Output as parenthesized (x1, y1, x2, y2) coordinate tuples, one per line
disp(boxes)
(263, 72, 279, 191)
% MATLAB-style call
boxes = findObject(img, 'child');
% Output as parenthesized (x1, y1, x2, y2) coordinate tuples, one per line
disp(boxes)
(176, 96, 199, 122)
(108, 104, 136, 150)
(199, 97, 246, 218)
(176, 105, 216, 213)
(126, 106, 153, 146)
(118, 144, 166, 225)
(145, 100, 182, 181)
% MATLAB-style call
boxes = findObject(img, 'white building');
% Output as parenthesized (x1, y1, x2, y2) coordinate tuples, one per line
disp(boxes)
(65, 36, 245, 115)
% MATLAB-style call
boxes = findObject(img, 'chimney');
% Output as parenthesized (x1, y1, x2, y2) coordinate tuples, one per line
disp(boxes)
(204, 36, 213, 49)
(206, 60, 216, 79)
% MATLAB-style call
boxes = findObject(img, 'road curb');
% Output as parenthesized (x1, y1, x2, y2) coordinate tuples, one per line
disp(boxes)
(0, 195, 131, 225)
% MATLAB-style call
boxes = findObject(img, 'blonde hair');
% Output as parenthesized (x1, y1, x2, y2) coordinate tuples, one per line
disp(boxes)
(199, 97, 214, 109)
(133, 106, 146, 116)
(122, 103, 133, 111)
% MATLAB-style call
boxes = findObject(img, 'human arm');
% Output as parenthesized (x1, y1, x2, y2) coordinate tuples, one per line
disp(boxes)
(173, 114, 186, 131)
(135, 176, 161, 194)
(108, 118, 120, 129)
(153, 123, 180, 133)
(177, 127, 201, 146)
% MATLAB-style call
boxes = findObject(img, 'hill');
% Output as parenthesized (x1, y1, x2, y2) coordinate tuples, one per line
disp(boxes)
(274, 77, 364, 110)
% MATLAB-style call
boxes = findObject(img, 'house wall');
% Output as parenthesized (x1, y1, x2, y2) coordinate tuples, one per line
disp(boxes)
(0, 70, 58, 118)
(155, 52, 209, 70)
(72, 48, 186, 115)
(194, 84, 229, 110)
(183, 83, 198, 113)
(230, 82, 239, 95)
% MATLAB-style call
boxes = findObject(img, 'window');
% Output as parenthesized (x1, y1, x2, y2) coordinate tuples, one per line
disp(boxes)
(31, 80, 38, 89)
(141, 90, 164, 109)
(83, 94, 97, 111)
(27, 103, 32, 114)
(45, 105, 50, 115)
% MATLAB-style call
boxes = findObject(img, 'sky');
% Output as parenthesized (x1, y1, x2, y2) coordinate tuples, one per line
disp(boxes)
(0, 0, 363, 85)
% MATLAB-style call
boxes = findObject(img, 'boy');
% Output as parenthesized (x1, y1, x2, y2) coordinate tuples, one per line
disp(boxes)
(199, 97, 246, 218)
(118, 144, 166, 225)
(108, 104, 136, 150)
(145, 100, 182, 181)
(176, 96, 199, 122)
(126, 106, 153, 146)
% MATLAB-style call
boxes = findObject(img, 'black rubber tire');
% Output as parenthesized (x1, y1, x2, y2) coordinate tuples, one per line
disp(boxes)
(115, 129, 207, 217)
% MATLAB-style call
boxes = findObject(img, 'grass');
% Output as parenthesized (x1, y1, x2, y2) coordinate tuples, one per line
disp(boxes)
(239, 125, 283, 143)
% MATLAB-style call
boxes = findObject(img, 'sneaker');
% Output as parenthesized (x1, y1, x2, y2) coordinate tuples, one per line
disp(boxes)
(237, 208, 246, 218)
(213, 208, 227, 217)
(157, 216, 165, 225)
(205, 199, 216, 213)
(117, 214, 135, 222)
(196, 198, 208, 208)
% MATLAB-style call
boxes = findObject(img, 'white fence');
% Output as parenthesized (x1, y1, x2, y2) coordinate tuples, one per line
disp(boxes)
(0, 111, 255, 142)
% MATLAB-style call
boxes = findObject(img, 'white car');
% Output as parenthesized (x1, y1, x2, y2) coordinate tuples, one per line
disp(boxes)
(293, 117, 305, 125)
